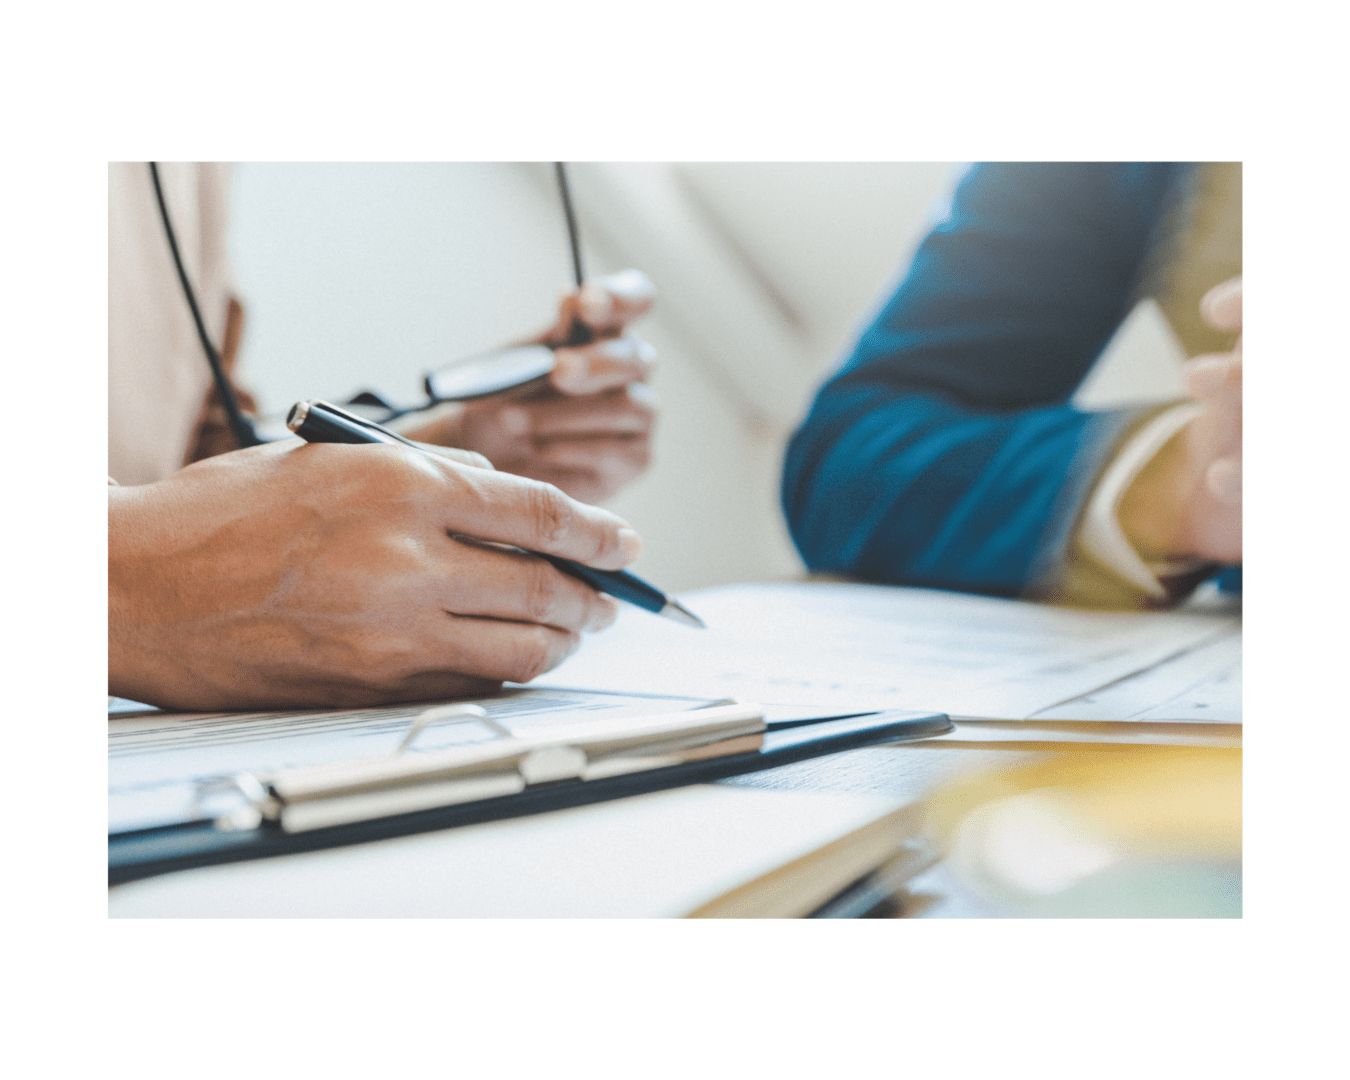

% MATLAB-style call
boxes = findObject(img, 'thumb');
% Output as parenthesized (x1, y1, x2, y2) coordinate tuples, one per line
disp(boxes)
(1201, 276, 1242, 331)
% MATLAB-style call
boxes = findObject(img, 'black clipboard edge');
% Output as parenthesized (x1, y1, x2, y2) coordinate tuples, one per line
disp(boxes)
(109, 708, 951, 887)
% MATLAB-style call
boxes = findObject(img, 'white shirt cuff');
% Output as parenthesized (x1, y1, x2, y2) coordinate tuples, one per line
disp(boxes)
(1080, 403, 1205, 599)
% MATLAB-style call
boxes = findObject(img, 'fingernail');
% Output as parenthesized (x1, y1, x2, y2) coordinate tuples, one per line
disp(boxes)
(1203, 276, 1242, 308)
(600, 338, 637, 360)
(626, 381, 658, 407)
(1201, 277, 1242, 327)
(589, 598, 619, 632)
(616, 527, 643, 562)
(599, 268, 656, 300)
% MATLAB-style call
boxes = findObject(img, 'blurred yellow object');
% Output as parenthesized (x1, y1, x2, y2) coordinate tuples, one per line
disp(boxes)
(924, 747, 1241, 917)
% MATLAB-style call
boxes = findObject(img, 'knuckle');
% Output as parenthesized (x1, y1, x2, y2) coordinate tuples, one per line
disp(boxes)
(424, 444, 494, 471)
(508, 627, 565, 683)
(370, 445, 441, 500)
(527, 480, 574, 544)
(522, 556, 561, 624)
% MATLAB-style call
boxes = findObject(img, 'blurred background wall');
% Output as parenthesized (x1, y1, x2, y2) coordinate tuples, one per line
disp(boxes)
(228, 163, 1183, 594)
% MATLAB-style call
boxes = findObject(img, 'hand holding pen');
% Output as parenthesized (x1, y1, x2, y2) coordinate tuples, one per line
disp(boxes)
(289, 399, 703, 628)
(110, 406, 695, 712)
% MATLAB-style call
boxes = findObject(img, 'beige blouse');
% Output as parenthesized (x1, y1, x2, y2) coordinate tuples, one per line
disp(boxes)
(108, 162, 235, 486)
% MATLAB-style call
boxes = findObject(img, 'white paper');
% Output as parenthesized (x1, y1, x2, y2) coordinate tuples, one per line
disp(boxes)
(109, 687, 709, 834)
(109, 784, 909, 918)
(543, 582, 1240, 721)
(1029, 630, 1241, 724)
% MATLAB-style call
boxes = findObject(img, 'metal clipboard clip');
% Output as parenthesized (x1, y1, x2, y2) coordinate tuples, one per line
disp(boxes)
(205, 700, 765, 835)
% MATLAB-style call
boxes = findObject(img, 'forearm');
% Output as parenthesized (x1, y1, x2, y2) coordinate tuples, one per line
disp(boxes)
(783, 385, 1139, 598)
(108, 484, 175, 703)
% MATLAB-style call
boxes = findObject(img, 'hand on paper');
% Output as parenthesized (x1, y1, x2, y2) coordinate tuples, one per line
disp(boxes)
(1119, 276, 1242, 564)
(397, 269, 658, 505)
(108, 439, 641, 710)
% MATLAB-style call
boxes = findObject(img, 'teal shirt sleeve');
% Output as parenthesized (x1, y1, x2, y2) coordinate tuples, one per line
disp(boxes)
(782, 162, 1183, 597)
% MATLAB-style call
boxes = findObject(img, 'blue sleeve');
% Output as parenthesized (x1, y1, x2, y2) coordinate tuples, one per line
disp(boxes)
(782, 162, 1182, 597)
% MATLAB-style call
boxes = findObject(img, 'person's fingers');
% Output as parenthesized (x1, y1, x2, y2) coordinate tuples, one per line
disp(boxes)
(547, 269, 656, 344)
(519, 386, 656, 438)
(1201, 276, 1242, 331)
(425, 457, 642, 568)
(535, 437, 649, 496)
(408, 611, 584, 685)
(1183, 354, 1242, 399)
(480, 404, 532, 441)
(515, 465, 608, 504)
(1205, 457, 1242, 506)
(596, 267, 658, 305)
(576, 269, 656, 330)
(435, 536, 620, 632)
(550, 336, 657, 395)
(535, 435, 650, 472)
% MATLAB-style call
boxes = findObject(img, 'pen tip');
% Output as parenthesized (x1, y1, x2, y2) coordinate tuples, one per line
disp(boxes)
(661, 600, 706, 629)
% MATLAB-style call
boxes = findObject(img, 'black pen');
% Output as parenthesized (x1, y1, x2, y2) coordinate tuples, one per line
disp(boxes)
(286, 399, 705, 629)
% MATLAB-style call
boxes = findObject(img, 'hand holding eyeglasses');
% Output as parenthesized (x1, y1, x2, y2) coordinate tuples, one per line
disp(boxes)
(394, 269, 658, 505)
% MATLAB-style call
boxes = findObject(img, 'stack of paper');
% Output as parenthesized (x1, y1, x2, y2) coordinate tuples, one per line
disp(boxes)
(109, 784, 933, 918)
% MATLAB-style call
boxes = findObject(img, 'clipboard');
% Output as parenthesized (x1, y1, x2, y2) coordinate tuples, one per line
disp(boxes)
(109, 700, 951, 886)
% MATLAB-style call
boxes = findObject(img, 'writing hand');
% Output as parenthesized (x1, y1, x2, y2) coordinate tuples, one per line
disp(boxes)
(109, 439, 641, 710)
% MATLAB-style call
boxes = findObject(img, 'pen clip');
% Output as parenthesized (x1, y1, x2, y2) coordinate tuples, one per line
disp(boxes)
(312, 399, 425, 450)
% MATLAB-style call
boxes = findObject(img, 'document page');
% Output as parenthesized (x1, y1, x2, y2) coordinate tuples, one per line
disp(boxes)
(109, 687, 710, 834)
(543, 582, 1239, 721)
(1029, 630, 1241, 724)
